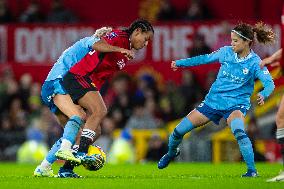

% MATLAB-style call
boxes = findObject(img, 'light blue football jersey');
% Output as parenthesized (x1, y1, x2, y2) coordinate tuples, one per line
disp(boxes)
(45, 36, 100, 81)
(175, 46, 275, 110)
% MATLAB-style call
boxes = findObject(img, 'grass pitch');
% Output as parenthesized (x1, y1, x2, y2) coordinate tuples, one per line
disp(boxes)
(0, 162, 283, 189)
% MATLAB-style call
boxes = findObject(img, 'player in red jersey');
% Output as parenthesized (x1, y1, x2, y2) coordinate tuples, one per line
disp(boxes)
(261, 49, 284, 182)
(57, 19, 154, 174)
(261, 4, 284, 182)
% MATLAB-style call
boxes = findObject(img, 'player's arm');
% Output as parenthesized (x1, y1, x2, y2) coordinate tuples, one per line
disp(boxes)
(92, 39, 134, 60)
(171, 49, 221, 71)
(82, 27, 113, 49)
(260, 49, 282, 68)
(94, 27, 112, 38)
(255, 65, 275, 105)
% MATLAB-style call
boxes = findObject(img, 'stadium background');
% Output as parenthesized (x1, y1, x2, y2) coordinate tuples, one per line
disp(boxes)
(0, 0, 283, 165)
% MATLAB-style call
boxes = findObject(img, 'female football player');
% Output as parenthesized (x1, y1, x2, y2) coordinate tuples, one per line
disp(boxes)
(158, 22, 275, 177)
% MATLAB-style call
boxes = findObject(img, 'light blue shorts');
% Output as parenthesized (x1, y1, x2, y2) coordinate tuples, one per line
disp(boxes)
(196, 102, 247, 125)
(41, 79, 67, 113)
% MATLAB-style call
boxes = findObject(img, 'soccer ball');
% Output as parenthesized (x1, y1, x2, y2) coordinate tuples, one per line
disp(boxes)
(83, 145, 106, 171)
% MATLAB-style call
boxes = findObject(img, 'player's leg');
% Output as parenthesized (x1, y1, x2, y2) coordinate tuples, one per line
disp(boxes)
(158, 108, 210, 169)
(76, 91, 107, 158)
(267, 96, 284, 182)
(53, 94, 86, 163)
(34, 111, 69, 177)
(34, 109, 84, 177)
(227, 110, 257, 177)
(59, 72, 106, 167)
(35, 80, 84, 176)
(58, 125, 102, 178)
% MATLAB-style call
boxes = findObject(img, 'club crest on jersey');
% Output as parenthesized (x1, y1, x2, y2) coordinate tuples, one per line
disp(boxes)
(243, 68, 249, 75)
(91, 82, 96, 88)
(117, 59, 125, 70)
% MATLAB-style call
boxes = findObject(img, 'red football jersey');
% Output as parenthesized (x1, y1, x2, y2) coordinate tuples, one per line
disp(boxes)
(69, 29, 130, 90)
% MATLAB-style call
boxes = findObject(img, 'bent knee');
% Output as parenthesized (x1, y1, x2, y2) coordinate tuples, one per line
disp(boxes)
(96, 110, 108, 119)
(91, 107, 108, 118)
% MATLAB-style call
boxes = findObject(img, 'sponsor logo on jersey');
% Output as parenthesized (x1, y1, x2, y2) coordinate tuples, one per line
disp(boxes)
(222, 70, 245, 83)
(91, 82, 96, 88)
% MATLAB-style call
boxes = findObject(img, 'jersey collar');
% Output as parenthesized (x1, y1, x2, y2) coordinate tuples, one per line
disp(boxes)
(234, 50, 253, 63)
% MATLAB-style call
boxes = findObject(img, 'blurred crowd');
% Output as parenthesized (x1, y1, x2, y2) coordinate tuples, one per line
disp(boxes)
(0, 0, 214, 24)
(140, 0, 214, 23)
(0, 0, 77, 23)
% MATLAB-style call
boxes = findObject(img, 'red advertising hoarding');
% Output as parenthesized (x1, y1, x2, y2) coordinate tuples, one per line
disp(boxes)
(0, 22, 281, 86)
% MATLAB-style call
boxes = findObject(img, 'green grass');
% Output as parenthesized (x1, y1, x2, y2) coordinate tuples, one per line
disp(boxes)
(0, 162, 283, 189)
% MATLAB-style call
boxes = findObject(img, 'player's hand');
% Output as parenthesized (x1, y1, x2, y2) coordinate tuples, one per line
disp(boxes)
(94, 27, 112, 38)
(120, 49, 135, 60)
(171, 61, 178, 71)
(257, 93, 265, 106)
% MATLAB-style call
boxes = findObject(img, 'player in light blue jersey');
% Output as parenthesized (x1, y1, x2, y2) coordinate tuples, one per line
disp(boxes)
(158, 22, 276, 177)
(34, 26, 134, 178)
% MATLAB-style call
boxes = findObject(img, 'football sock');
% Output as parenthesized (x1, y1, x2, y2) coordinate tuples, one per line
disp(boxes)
(77, 129, 96, 153)
(61, 116, 84, 149)
(168, 117, 194, 157)
(46, 138, 62, 164)
(230, 118, 255, 171)
(276, 128, 284, 167)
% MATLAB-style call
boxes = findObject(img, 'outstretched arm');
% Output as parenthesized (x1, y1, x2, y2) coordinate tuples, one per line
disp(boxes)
(173, 49, 222, 71)
(260, 49, 282, 68)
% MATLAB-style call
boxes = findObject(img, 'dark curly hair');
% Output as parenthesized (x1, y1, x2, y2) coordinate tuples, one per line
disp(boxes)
(125, 19, 154, 35)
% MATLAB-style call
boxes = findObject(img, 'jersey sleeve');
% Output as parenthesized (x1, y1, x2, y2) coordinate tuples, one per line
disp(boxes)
(254, 63, 275, 99)
(175, 47, 224, 67)
(82, 36, 100, 49)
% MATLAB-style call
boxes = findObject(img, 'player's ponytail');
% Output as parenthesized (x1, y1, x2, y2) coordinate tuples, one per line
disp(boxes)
(125, 19, 154, 35)
(232, 22, 275, 46)
(253, 22, 275, 45)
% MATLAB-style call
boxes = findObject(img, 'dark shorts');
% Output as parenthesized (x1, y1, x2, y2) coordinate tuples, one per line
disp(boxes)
(62, 72, 98, 103)
(196, 102, 247, 125)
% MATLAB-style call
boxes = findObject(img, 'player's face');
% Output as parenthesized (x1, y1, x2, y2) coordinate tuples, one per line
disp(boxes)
(130, 29, 153, 50)
(231, 32, 250, 53)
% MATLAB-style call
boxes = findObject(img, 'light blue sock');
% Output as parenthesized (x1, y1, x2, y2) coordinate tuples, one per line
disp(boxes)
(46, 138, 62, 164)
(230, 118, 256, 171)
(62, 115, 84, 145)
(45, 116, 84, 164)
(168, 117, 194, 157)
